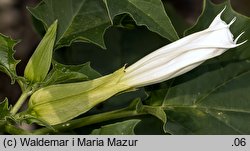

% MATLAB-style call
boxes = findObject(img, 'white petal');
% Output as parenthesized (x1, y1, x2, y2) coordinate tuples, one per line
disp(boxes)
(122, 47, 226, 87)
(121, 7, 247, 88)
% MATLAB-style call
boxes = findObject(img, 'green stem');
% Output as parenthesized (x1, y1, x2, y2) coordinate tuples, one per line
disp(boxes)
(16, 78, 25, 92)
(10, 89, 32, 115)
(32, 107, 146, 135)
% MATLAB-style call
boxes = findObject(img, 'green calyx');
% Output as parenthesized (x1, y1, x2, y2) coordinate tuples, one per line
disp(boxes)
(27, 67, 129, 125)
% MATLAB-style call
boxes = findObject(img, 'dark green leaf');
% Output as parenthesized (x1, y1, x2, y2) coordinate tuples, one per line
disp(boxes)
(142, 105, 167, 132)
(29, 0, 178, 50)
(44, 61, 101, 85)
(128, 98, 167, 132)
(0, 98, 11, 130)
(112, 14, 137, 30)
(104, 0, 179, 41)
(0, 34, 19, 84)
(91, 119, 140, 135)
(29, 0, 111, 49)
(0, 98, 10, 120)
(147, 0, 250, 134)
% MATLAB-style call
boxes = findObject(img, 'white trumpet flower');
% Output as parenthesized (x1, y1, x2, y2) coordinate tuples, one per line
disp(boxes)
(27, 8, 247, 125)
(120, 8, 247, 88)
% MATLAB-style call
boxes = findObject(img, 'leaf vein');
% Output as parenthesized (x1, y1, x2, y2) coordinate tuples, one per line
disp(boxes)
(196, 69, 250, 104)
(203, 109, 243, 134)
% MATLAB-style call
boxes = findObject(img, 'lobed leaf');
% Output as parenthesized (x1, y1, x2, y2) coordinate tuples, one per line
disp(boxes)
(29, 0, 111, 49)
(29, 0, 178, 49)
(0, 98, 11, 131)
(0, 98, 11, 120)
(104, 0, 179, 41)
(0, 34, 19, 84)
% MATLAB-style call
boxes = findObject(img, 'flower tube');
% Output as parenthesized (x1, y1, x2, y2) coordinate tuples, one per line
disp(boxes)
(120, 8, 246, 88)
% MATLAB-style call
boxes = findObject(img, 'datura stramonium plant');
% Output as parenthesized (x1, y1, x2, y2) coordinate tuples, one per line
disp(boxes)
(27, 8, 246, 125)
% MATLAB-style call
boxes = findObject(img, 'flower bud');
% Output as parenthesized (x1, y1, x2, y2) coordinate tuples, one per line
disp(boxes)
(24, 20, 57, 83)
